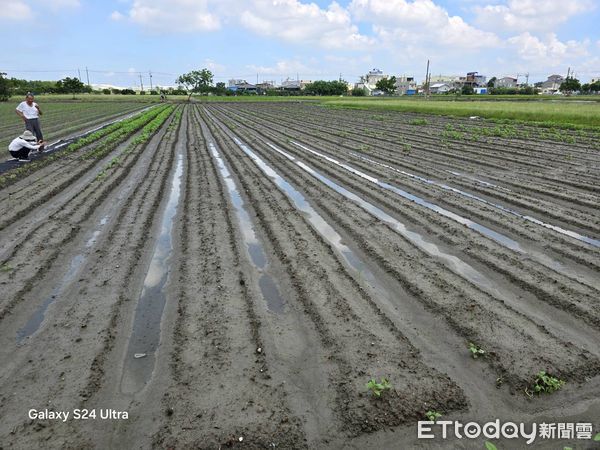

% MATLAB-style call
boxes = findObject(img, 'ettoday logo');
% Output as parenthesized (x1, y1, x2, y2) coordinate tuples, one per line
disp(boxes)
(417, 420, 599, 445)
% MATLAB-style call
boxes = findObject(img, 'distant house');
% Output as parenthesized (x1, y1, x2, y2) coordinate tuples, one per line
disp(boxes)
(227, 80, 257, 93)
(395, 76, 417, 95)
(355, 68, 388, 95)
(465, 72, 487, 88)
(281, 78, 312, 91)
(541, 74, 564, 94)
(495, 77, 517, 88)
(474, 87, 488, 94)
(429, 83, 452, 94)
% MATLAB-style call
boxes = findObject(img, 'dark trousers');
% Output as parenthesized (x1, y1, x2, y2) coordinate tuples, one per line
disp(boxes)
(25, 118, 43, 141)
(10, 148, 30, 160)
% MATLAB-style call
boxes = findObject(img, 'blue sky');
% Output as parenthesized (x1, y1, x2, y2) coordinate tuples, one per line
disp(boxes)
(1, 0, 598, 88)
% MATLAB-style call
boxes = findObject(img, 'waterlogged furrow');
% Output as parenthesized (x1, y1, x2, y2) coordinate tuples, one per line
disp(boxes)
(209, 141, 285, 313)
(120, 152, 183, 394)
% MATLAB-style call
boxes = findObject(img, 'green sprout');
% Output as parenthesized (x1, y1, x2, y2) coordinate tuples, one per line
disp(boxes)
(468, 342, 485, 359)
(366, 377, 392, 398)
(425, 410, 442, 422)
(532, 371, 565, 394)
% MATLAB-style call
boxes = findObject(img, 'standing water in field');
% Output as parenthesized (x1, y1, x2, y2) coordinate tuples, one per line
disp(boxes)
(120, 153, 183, 395)
(209, 141, 285, 313)
(16, 215, 110, 343)
(224, 135, 418, 308)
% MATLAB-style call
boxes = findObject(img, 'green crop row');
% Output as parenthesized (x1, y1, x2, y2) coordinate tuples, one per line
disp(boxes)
(0, 105, 170, 188)
(97, 106, 178, 179)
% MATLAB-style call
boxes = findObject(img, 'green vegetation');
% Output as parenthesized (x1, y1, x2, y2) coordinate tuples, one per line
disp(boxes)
(176, 68, 214, 100)
(425, 410, 442, 421)
(0, 263, 13, 272)
(409, 118, 428, 125)
(531, 371, 565, 394)
(97, 106, 177, 179)
(321, 97, 600, 129)
(0, 105, 171, 188)
(366, 377, 392, 398)
(484, 442, 498, 450)
(304, 80, 348, 96)
(468, 342, 485, 359)
(375, 76, 397, 94)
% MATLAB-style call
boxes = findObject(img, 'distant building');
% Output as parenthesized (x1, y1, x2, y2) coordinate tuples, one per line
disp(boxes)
(355, 68, 388, 95)
(494, 77, 517, 88)
(227, 80, 257, 93)
(474, 87, 488, 94)
(281, 78, 312, 90)
(429, 83, 452, 94)
(541, 74, 564, 94)
(465, 72, 487, 88)
(395, 76, 417, 95)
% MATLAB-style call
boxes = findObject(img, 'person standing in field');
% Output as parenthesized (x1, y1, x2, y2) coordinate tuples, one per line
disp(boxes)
(15, 93, 44, 149)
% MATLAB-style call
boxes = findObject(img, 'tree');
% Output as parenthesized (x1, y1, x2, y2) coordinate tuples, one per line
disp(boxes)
(0, 72, 9, 101)
(176, 69, 214, 100)
(303, 80, 348, 96)
(487, 77, 497, 88)
(375, 76, 397, 94)
(56, 77, 87, 98)
(351, 87, 366, 96)
(461, 84, 475, 95)
(559, 77, 581, 95)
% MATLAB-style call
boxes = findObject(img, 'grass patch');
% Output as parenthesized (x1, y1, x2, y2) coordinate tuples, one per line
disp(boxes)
(321, 97, 600, 129)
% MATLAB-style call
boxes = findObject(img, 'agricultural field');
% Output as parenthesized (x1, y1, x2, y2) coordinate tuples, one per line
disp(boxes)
(0, 101, 599, 449)
(0, 100, 150, 150)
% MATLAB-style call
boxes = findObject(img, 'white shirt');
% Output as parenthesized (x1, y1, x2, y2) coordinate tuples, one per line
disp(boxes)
(16, 101, 40, 119)
(9, 137, 40, 152)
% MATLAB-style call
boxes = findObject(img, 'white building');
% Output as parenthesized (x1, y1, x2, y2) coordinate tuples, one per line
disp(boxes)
(495, 77, 518, 88)
(429, 83, 452, 94)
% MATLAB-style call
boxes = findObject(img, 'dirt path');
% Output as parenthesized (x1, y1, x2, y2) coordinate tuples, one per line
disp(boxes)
(0, 104, 598, 449)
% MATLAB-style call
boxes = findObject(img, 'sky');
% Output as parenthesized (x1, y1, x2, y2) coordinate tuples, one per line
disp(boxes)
(0, 0, 599, 88)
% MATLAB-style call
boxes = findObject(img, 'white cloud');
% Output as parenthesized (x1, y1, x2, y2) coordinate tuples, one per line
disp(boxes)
(475, 0, 594, 33)
(507, 32, 589, 69)
(239, 0, 373, 49)
(46, 0, 80, 7)
(350, 0, 500, 50)
(122, 0, 372, 49)
(0, 0, 32, 19)
(128, 0, 221, 32)
(110, 11, 124, 21)
(203, 58, 225, 73)
(246, 59, 316, 76)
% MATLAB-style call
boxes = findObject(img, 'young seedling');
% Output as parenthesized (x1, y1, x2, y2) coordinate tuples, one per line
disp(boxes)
(468, 342, 485, 359)
(425, 410, 442, 422)
(0, 263, 13, 272)
(366, 377, 392, 398)
(532, 371, 565, 394)
(484, 442, 498, 450)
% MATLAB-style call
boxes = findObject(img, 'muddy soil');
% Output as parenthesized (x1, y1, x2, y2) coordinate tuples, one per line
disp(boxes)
(0, 103, 598, 449)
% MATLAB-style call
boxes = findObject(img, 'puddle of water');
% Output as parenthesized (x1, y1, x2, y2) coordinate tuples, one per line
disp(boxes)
(120, 153, 183, 395)
(291, 141, 522, 252)
(226, 134, 500, 305)
(246, 139, 513, 299)
(345, 150, 599, 249)
(209, 142, 283, 313)
(446, 170, 505, 190)
(16, 215, 110, 343)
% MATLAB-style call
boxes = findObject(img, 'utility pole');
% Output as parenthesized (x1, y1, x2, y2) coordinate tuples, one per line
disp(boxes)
(77, 68, 81, 82)
(525, 72, 529, 86)
(149, 71, 153, 91)
(85, 66, 90, 87)
(424, 59, 430, 98)
(139, 73, 144, 92)
(566, 67, 571, 79)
